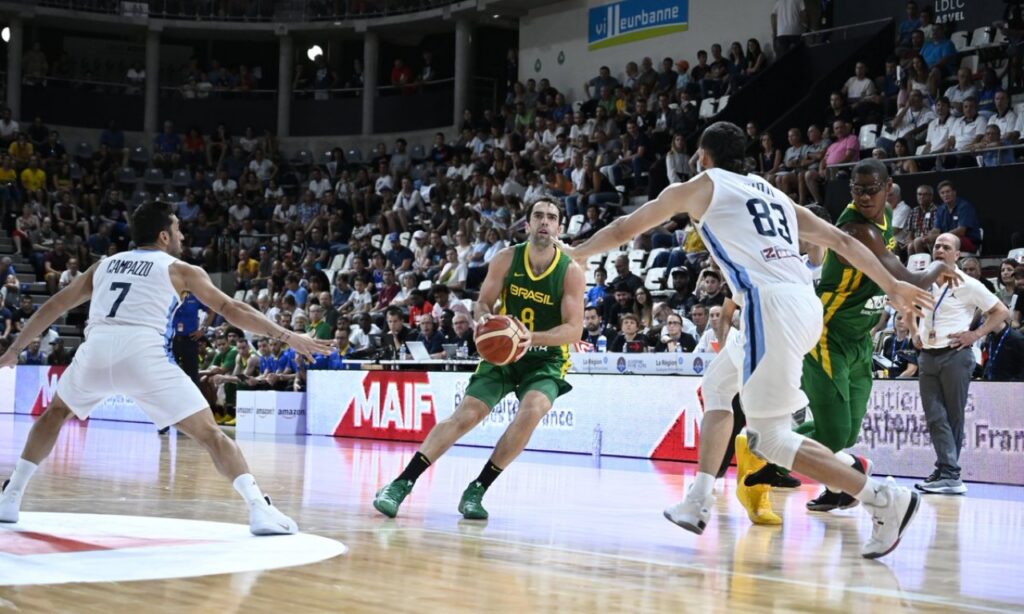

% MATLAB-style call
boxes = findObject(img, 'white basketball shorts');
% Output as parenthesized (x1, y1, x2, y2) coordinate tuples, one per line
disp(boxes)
(705, 283, 823, 420)
(57, 327, 209, 429)
(699, 325, 743, 411)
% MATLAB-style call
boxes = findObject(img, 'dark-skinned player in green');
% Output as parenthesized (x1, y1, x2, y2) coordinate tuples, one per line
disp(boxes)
(742, 158, 957, 511)
(373, 199, 586, 520)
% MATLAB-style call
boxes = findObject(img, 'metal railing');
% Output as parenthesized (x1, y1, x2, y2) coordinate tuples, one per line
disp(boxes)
(828, 142, 1024, 171)
(800, 17, 893, 46)
(33, 0, 464, 22)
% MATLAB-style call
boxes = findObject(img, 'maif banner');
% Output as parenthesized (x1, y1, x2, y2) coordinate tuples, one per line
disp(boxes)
(307, 370, 707, 462)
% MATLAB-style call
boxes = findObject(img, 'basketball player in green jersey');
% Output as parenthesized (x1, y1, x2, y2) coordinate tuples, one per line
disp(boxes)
(373, 200, 585, 519)
(744, 159, 956, 511)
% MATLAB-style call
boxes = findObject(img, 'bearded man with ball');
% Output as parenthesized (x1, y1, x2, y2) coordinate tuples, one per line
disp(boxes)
(373, 200, 586, 520)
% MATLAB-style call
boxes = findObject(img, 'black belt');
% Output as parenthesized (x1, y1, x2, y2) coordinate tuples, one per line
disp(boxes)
(921, 346, 962, 355)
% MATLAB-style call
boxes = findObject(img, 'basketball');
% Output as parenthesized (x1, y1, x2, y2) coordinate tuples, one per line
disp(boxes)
(475, 315, 527, 366)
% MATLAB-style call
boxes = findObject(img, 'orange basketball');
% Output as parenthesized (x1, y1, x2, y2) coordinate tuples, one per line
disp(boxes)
(475, 315, 527, 366)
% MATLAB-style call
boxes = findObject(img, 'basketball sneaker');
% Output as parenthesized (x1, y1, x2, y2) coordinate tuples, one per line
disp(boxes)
(744, 463, 802, 489)
(249, 496, 298, 535)
(861, 477, 921, 559)
(916, 477, 967, 495)
(373, 479, 413, 518)
(663, 486, 715, 535)
(734, 434, 782, 526)
(0, 479, 20, 523)
(807, 455, 873, 512)
(457, 481, 489, 520)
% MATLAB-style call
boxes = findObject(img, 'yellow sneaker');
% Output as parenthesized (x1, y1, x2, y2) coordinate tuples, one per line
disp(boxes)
(735, 434, 782, 526)
(223, 416, 237, 426)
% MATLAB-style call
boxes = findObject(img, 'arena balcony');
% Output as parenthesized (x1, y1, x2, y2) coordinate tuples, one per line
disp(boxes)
(0, 0, 534, 139)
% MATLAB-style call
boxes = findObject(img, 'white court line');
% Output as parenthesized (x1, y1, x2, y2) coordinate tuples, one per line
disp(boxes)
(410, 527, 1018, 614)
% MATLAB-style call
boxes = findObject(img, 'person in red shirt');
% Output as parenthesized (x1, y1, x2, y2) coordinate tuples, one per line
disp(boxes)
(407, 289, 434, 326)
(390, 59, 415, 95)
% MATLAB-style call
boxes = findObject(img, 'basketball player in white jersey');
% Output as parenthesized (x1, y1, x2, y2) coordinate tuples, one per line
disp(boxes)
(0, 201, 331, 535)
(562, 122, 935, 559)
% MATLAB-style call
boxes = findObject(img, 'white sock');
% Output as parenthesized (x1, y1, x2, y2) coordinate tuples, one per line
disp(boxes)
(232, 473, 265, 506)
(6, 459, 38, 493)
(691, 472, 716, 499)
(834, 451, 856, 467)
(856, 477, 883, 507)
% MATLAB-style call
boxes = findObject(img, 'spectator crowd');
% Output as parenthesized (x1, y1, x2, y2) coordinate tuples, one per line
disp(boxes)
(3, 0, 1024, 425)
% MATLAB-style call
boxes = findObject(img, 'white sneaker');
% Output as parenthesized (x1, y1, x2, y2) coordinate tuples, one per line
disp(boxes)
(663, 488, 715, 535)
(249, 496, 298, 536)
(862, 477, 920, 559)
(0, 479, 21, 523)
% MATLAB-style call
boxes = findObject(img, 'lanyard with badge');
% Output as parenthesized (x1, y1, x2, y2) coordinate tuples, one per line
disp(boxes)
(985, 327, 1011, 379)
(927, 284, 950, 345)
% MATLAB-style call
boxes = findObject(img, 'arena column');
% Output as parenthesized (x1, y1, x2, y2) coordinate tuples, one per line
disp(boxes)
(277, 30, 293, 138)
(362, 30, 379, 136)
(453, 18, 472, 128)
(5, 16, 23, 119)
(143, 26, 162, 139)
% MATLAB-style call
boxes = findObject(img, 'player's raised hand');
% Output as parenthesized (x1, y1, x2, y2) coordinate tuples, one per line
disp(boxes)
(553, 238, 589, 270)
(935, 263, 962, 288)
(888, 281, 935, 320)
(287, 331, 334, 361)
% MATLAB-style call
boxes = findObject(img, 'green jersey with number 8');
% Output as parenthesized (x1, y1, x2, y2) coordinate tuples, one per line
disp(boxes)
(500, 242, 571, 359)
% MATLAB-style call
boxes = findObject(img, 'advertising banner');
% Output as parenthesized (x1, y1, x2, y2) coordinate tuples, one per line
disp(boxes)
(569, 351, 715, 376)
(588, 0, 689, 51)
(236, 390, 306, 436)
(11, 365, 149, 423)
(307, 370, 706, 461)
(849, 379, 1024, 486)
(0, 367, 14, 414)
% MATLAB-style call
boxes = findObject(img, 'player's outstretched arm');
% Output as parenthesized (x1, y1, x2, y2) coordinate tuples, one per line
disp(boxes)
(795, 207, 934, 318)
(837, 222, 959, 289)
(562, 175, 712, 263)
(0, 262, 98, 367)
(172, 262, 332, 360)
(528, 263, 585, 348)
(472, 247, 515, 322)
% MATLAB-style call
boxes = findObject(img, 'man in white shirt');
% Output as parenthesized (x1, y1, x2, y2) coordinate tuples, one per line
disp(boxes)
(348, 313, 382, 350)
(569, 112, 596, 141)
(549, 133, 574, 170)
(374, 160, 395, 195)
(307, 167, 332, 198)
(987, 90, 1019, 143)
(891, 89, 935, 144)
(949, 97, 987, 157)
(58, 257, 81, 290)
(942, 67, 977, 117)
(0, 109, 20, 146)
(914, 233, 1009, 495)
(212, 169, 238, 200)
(248, 149, 276, 183)
(772, 0, 806, 54)
(842, 61, 880, 111)
(921, 96, 955, 166)
(888, 184, 913, 252)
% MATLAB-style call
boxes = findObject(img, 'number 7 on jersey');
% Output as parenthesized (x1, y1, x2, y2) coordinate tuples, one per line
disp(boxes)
(107, 282, 132, 317)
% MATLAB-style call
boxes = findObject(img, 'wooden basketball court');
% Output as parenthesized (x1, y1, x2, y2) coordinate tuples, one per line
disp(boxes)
(1, 414, 1020, 612)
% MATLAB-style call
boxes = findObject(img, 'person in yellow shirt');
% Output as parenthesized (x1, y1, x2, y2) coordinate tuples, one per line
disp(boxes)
(19, 156, 47, 207)
(8, 133, 33, 168)
(0, 155, 18, 206)
(235, 248, 260, 290)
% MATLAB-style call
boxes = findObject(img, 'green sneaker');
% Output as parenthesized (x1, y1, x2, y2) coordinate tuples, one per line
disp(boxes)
(457, 481, 489, 520)
(373, 479, 413, 518)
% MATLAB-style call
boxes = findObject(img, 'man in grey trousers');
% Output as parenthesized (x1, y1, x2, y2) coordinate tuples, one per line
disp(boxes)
(914, 233, 1009, 494)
